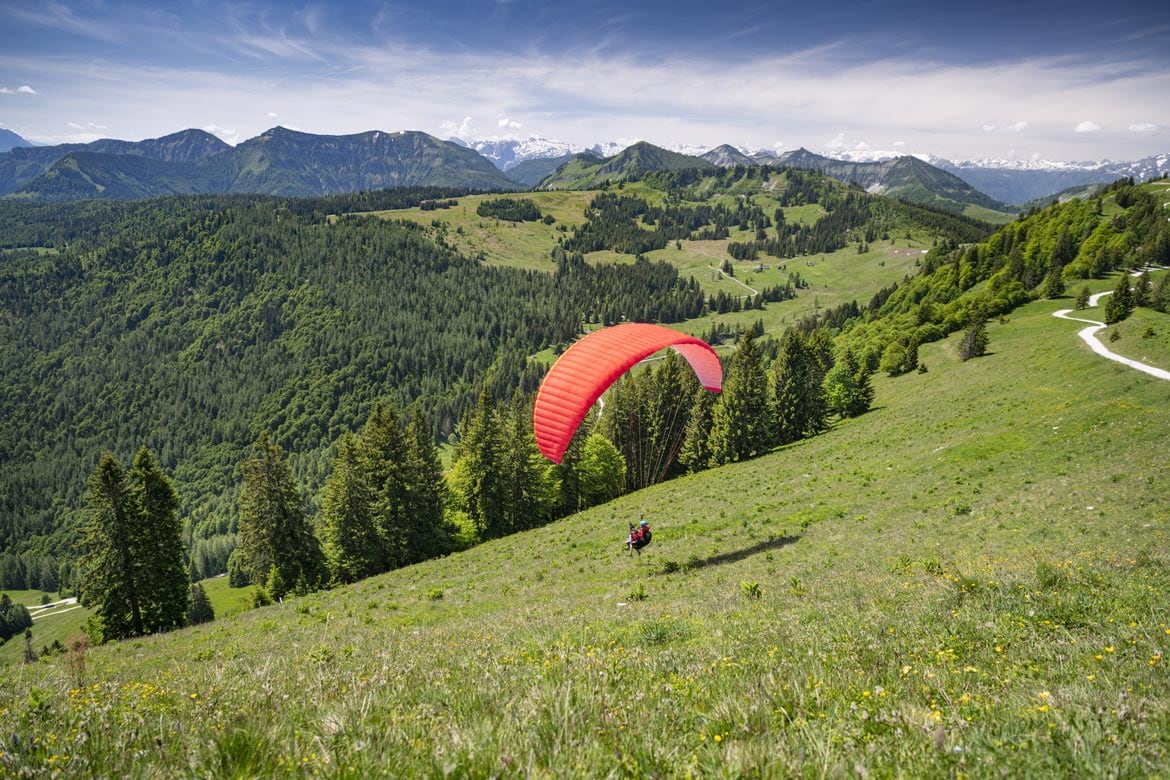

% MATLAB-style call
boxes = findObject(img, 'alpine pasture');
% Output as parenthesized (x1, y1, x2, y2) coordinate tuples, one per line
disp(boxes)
(3, 285, 1167, 777)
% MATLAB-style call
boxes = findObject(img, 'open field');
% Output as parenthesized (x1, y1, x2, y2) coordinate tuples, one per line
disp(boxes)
(364, 185, 940, 342)
(0, 592, 91, 667)
(3, 291, 1168, 776)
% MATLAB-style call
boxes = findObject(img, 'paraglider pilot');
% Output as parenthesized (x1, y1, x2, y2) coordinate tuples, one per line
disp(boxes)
(625, 516, 652, 556)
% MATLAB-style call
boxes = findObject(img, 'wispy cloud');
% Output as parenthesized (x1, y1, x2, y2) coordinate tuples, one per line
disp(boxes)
(2, 1, 127, 44)
(1075, 121, 1103, 133)
(4, 17, 1168, 161)
(1, 85, 38, 95)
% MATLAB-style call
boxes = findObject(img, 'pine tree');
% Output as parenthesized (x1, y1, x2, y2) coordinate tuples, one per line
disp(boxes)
(402, 405, 452, 564)
(80, 453, 146, 640)
(958, 317, 990, 361)
(358, 404, 411, 571)
(678, 384, 716, 473)
(236, 433, 323, 599)
(498, 393, 557, 534)
(128, 447, 188, 633)
(1152, 273, 1170, 314)
(187, 582, 215, 625)
(449, 391, 508, 540)
(771, 330, 829, 444)
(1132, 271, 1151, 309)
(1076, 285, 1091, 310)
(320, 433, 381, 584)
(1103, 274, 1134, 325)
(709, 330, 772, 464)
(0, 594, 33, 642)
(1042, 268, 1066, 299)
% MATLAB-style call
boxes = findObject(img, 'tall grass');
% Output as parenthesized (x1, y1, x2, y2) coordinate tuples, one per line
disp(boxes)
(2, 294, 1168, 776)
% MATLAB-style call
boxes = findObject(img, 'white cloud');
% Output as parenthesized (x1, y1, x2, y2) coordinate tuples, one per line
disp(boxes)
(982, 121, 1027, 133)
(497, 116, 522, 130)
(1128, 122, 1158, 132)
(1075, 120, 1102, 133)
(267, 111, 278, 119)
(893, 140, 906, 147)
(1, 85, 38, 95)
(439, 116, 478, 140)
(5, 36, 1168, 160)
(67, 121, 108, 131)
(203, 124, 239, 144)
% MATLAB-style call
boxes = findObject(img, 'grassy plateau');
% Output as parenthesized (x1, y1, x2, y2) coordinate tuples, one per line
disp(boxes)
(2, 284, 1168, 776)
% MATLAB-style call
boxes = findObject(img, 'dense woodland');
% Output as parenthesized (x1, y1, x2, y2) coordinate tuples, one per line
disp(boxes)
(2, 173, 1167, 621)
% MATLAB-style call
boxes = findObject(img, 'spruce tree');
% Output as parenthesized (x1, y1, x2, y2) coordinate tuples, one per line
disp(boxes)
(709, 330, 772, 464)
(1132, 271, 1151, 309)
(129, 448, 188, 633)
(358, 404, 411, 571)
(402, 405, 452, 564)
(1103, 274, 1134, 325)
(80, 453, 145, 640)
(1076, 285, 1091, 310)
(678, 384, 716, 473)
(959, 317, 990, 361)
(320, 433, 381, 584)
(187, 582, 215, 625)
(498, 393, 556, 534)
(237, 433, 323, 599)
(771, 330, 829, 444)
(1042, 268, 1066, 299)
(449, 391, 508, 540)
(0, 594, 33, 642)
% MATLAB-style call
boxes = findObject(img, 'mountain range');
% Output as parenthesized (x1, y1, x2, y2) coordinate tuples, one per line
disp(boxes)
(0, 127, 516, 200)
(2, 126, 1166, 208)
(461, 135, 1170, 205)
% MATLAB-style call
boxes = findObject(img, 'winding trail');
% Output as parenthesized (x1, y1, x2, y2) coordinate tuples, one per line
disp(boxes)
(702, 259, 759, 297)
(1052, 281, 1170, 382)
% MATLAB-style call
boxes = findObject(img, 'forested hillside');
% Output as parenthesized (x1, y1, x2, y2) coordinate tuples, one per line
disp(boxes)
(5, 171, 1164, 607)
(0, 189, 702, 576)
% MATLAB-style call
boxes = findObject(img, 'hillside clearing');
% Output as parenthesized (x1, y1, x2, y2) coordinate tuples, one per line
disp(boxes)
(3, 292, 1168, 777)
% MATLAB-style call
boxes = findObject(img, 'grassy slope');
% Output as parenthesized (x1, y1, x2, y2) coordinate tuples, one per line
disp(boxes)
(3, 291, 1168, 776)
(373, 183, 936, 340)
(0, 593, 91, 666)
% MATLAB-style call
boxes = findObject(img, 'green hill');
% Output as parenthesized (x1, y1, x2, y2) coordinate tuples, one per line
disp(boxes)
(773, 148, 1015, 217)
(2, 282, 1167, 775)
(540, 142, 717, 189)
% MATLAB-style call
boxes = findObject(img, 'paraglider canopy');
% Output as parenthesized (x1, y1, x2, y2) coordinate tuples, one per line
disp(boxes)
(533, 323, 723, 463)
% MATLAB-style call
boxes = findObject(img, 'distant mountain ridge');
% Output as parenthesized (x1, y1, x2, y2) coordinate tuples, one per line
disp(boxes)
(929, 154, 1170, 204)
(533, 141, 1011, 215)
(0, 128, 37, 153)
(1, 127, 516, 201)
(538, 142, 718, 189)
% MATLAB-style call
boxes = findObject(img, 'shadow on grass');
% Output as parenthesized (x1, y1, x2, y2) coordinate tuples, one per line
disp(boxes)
(653, 534, 801, 575)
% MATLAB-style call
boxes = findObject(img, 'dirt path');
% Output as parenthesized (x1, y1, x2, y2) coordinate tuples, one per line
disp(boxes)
(705, 264, 759, 297)
(1052, 283, 1170, 382)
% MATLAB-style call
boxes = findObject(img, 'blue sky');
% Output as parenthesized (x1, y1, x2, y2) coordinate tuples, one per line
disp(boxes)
(1, 0, 1167, 161)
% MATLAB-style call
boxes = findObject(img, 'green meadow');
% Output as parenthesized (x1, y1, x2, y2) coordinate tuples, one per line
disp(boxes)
(3, 288, 1167, 776)
(368, 182, 938, 341)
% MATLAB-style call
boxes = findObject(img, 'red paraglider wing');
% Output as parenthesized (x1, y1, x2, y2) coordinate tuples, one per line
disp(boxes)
(533, 323, 723, 464)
